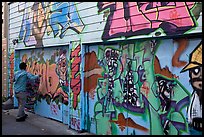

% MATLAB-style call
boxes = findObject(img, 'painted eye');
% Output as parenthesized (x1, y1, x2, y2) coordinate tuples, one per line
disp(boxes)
(142, 73, 146, 80)
(193, 67, 200, 75)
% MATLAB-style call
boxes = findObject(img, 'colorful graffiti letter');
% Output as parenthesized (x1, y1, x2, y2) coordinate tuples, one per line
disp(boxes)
(49, 2, 85, 39)
(98, 2, 196, 40)
(70, 44, 81, 109)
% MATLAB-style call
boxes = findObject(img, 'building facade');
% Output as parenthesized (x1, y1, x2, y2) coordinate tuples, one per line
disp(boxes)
(8, 2, 202, 135)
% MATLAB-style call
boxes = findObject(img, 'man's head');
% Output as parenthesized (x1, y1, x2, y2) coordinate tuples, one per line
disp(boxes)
(19, 62, 27, 70)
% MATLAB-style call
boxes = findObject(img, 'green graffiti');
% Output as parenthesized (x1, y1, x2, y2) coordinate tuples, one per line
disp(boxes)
(91, 40, 191, 135)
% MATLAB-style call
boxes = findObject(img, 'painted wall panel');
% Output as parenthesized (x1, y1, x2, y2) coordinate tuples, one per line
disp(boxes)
(16, 46, 70, 122)
(84, 38, 202, 135)
(68, 41, 85, 131)
(34, 100, 63, 122)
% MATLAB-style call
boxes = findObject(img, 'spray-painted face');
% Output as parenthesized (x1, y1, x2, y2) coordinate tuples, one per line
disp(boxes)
(56, 53, 68, 86)
(156, 76, 176, 101)
(189, 66, 202, 92)
(58, 54, 67, 73)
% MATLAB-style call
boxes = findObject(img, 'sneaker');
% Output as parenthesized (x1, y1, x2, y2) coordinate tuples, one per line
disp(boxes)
(24, 114, 28, 118)
(16, 117, 25, 122)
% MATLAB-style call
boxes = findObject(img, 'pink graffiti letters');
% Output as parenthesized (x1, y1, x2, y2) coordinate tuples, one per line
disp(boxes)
(98, 2, 196, 40)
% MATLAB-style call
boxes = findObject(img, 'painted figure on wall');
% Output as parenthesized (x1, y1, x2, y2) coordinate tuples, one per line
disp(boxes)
(18, 2, 85, 47)
(56, 49, 69, 87)
(18, 2, 47, 47)
(180, 42, 202, 135)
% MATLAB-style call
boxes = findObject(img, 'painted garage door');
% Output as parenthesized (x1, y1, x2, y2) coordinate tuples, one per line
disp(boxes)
(84, 38, 202, 135)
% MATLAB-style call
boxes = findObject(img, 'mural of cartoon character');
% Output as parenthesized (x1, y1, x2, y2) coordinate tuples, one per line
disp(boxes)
(56, 49, 69, 87)
(180, 42, 202, 135)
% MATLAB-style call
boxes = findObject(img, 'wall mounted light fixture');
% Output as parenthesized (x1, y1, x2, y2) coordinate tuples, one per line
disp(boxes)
(12, 39, 18, 45)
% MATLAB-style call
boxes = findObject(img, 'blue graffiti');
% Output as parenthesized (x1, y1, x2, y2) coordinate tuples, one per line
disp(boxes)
(18, 2, 85, 47)
(18, 2, 47, 47)
(49, 2, 84, 39)
(18, 3, 34, 46)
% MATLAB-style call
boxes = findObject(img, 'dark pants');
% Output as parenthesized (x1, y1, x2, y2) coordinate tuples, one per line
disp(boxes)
(15, 92, 27, 118)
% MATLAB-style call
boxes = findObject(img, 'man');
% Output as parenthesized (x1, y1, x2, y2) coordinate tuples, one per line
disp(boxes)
(181, 42, 202, 134)
(13, 62, 41, 122)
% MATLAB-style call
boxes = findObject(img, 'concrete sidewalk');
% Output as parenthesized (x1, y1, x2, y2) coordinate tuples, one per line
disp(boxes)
(2, 109, 93, 135)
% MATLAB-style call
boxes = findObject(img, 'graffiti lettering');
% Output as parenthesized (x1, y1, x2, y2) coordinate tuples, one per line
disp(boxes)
(18, 2, 85, 47)
(70, 44, 81, 109)
(22, 48, 69, 105)
(98, 2, 196, 40)
(48, 2, 84, 38)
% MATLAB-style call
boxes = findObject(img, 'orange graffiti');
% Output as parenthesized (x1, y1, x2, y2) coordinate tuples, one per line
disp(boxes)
(154, 56, 178, 79)
(84, 51, 103, 95)
(23, 54, 68, 102)
(109, 113, 149, 132)
(46, 61, 59, 95)
(172, 38, 188, 67)
(70, 44, 81, 109)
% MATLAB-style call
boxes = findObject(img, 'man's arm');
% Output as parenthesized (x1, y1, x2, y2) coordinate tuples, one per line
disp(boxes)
(27, 72, 40, 80)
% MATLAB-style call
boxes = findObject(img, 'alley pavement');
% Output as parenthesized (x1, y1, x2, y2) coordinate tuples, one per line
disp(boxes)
(2, 109, 93, 135)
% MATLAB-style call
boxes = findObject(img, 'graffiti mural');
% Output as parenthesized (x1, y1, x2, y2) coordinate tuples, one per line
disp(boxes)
(50, 102, 59, 115)
(84, 38, 202, 135)
(8, 2, 202, 135)
(71, 117, 81, 131)
(20, 47, 69, 106)
(18, 2, 84, 47)
(98, 2, 200, 40)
